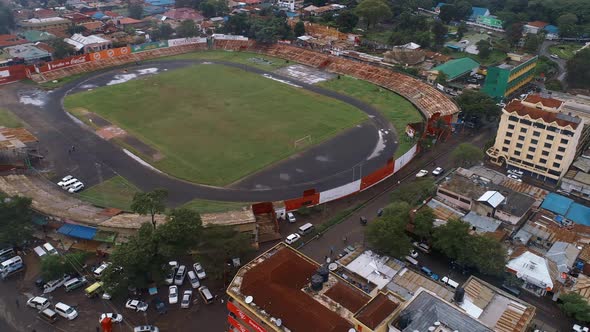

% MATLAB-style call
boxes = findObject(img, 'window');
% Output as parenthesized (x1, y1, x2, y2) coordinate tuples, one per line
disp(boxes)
(508, 124, 515, 130)
(553, 162, 561, 168)
(516, 143, 523, 149)
(562, 130, 574, 137)
(523, 161, 534, 167)
(509, 116, 519, 122)
(520, 128, 527, 133)
(506, 132, 513, 137)
(526, 154, 533, 160)
(556, 154, 563, 160)
(547, 135, 554, 140)
(502, 147, 509, 152)
(544, 142, 552, 148)
(542, 150, 549, 156)
(518, 135, 525, 141)
(514, 150, 521, 156)
(540, 158, 547, 164)
(521, 119, 532, 126)
(531, 139, 538, 145)
(504, 139, 510, 145)
(533, 123, 546, 130)
(549, 170, 561, 176)
(558, 147, 566, 152)
(561, 138, 569, 145)
(535, 165, 547, 172)
(533, 131, 540, 137)
(547, 126, 559, 133)
(528, 147, 536, 152)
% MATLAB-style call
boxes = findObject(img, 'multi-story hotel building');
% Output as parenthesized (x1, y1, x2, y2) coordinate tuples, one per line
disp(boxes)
(482, 53, 538, 99)
(487, 95, 585, 183)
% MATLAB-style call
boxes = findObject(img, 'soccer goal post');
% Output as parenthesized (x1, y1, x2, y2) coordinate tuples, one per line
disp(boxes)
(294, 135, 312, 149)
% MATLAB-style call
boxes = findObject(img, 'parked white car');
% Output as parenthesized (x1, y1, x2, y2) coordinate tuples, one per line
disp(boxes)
(26, 296, 51, 311)
(187, 270, 200, 289)
(168, 285, 178, 304)
(507, 174, 522, 182)
(54, 302, 78, 320)
(415, 169, 429, 177)
(174, 265, 187, 286)
(285, 233, 301, 245)
(99, 313, 123, 323)
(164, 261, 177, 285)
(134, 326, 159, 332)
(410, 249, 419, 259)
(432, 167, 444, 176)
(287, 212, 296, 223)
(68, 181, 84, 193)
(193, 263, 206, 280)
(181, 290, 192, 309)
(125, 299, 148, 312)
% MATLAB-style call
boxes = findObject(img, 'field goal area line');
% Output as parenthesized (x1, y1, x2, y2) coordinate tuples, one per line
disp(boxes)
(294, 135, 312, 149)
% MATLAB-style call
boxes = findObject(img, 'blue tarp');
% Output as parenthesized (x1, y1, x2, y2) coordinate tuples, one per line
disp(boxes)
(567, 203, 590, 226)
(57, 224, 97, 240)
(470, 7, 489, 20)
(544, 25, 559, 34)
(541, 193, 573, 216)
(92, 12, 105, 20)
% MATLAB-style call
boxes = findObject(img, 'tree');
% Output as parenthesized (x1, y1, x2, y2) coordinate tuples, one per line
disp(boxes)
(435, 71, 448, 84)
(559, 293, 590, 323)
(128, 3, 143, 20)
(197, 226, 254, 279)
(523, 34, 541, 53)
(438, 5, 457, 23)
(47, 38, 73, 59)
(505, 22, 523, 47)
(293, 21, 305, 37)
(456, 90, 500, 120)
(432, 20, 448, 49)
(158, 23, 174, 39)
(557, 13, 578, 37)
(355, 0, 392, 28)
(131, 189, 168, 229)
(366, 217, 412, 258)
(390, 178, 435, 206)
(0, 196, 33, 246)
(224, 13, 250, 35)
(476, 39, 491, 59)
(504, 273, 524, 288)
(200, 0, 227, 18)
(457, 22, 468, 40)
(41, 255, 67, 280)
(335, 10, 359, 33)
(382, 201, 411, 219)
(451, 143, 484, 167)
(413, 207, 435, 239)
(432, 218, 471, 263)
(157, 208, 202, 257)
(545, 79, 563, 91)
(566, 48, 590, 89)
(467, 235, 506, 276)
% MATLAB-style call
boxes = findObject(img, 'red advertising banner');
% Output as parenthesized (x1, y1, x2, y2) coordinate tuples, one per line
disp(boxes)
(0, 64, 29, 85)
(40, 54, 90, 72)
(284, 192, 320, 211)
(227, 301, 267, 332)
(90, 46, 131, 61)
(228, 315, 249, 332)
(360, 158, 394, 191)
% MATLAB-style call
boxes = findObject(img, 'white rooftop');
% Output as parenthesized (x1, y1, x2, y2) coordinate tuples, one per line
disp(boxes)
(345, 250, 398, 289)
(64, 33, 110, 51)
(460, 297, 484, 319)
(477, 190, 505, 208)
(506, 251, 554, 291)
(23, 17, 69, 23)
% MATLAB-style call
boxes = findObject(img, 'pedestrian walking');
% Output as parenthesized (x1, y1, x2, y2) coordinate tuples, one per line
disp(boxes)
(71, 145, 75, 152)
(15, 298, 19, 308)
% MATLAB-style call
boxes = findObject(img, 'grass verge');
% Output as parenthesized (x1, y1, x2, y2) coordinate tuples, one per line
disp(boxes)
(76, 176, 140, 211)
(319, 76, 422, 157)
(0, 108, 22, 128)
(181, 199, 252, 214)
(548, 43, 580, 60)
(157, 50, 290, 70)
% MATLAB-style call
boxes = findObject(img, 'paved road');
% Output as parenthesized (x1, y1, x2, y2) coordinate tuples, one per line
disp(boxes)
(540, 41, 567, 82)
(0, 59, 399, 206)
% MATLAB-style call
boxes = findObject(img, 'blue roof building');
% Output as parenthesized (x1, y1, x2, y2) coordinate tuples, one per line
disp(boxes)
(92, 12, 105, 20)
(544, 25, 559, 34)
(469, 6, 490, 21)
(145, 0, 175, 6)
(540, 192, 590, 226)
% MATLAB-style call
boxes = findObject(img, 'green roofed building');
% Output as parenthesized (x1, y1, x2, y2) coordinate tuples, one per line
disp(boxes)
(20, 30, 55, 43)
(482, 53, 538, 99)
(432, 57, 480, 81)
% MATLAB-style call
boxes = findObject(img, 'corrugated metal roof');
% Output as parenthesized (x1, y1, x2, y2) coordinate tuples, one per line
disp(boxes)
(477, 190, 505, 208)
(57, 223, 97, 240)
(432, 57, 480, 80)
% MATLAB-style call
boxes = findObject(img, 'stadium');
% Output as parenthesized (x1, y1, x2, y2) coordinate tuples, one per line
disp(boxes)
(12, 36, 459, 209)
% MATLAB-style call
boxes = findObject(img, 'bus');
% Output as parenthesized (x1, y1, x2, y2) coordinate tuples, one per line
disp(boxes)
(84, 282, 103, 298)
(0, 256, 24, 279)
(0, 247, 15, 262)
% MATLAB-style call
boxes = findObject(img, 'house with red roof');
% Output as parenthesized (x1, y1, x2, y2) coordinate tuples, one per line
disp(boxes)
(524, 21, 548, 34)
(0, 35, 28, 49)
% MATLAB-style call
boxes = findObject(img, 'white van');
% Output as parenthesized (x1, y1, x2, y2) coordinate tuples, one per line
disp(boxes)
(298, 223, 315, 235)
(441, 276, 459, 289)
(43, 243, 58, 255)
(93, 262, 111, 279)
(404, 256, 418, 266)
(60, 178, 78, 189)
(34, 246, 48, 258)
(64, 277, 87, 292)
(54, 302, 78, 320)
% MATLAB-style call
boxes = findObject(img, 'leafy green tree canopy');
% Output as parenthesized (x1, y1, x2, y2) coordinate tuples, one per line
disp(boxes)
(559, 293, 590, 323)
(566, 48, 590, 89)
(355, 0, 392, 28)
(293, 21, 305, 37)
(451, 143, 484, 167)
(390, 178, 435, 206)
(0, 196, 33, 246)
(131, 189, 168, 229)
(413, 207, 435, 239)
(128, 3, 143, 20)
(177, 19, 198, 37)
(456, 90, 500, 119)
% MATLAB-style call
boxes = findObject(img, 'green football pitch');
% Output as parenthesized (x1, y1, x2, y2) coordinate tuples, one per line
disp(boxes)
(64, 64, 366, 186)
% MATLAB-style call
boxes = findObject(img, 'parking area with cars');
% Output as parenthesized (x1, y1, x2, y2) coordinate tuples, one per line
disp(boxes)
(56, 175, 85, 193)
(0, 245, 228, 332)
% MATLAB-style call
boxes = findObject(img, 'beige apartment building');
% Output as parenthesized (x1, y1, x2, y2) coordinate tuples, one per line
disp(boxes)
(487, 95, 584, 184)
